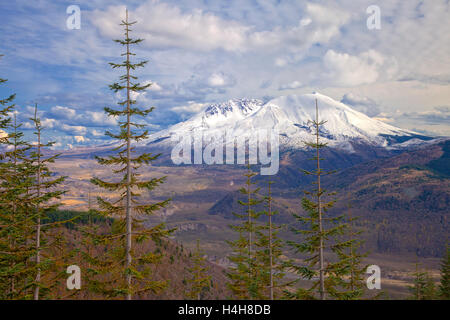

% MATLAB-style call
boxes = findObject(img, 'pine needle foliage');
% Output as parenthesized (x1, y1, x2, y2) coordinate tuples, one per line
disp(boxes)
(0, 102, 67, 300)
(0, 113, 37, 299)
(86, 9, 172, 300)
(185, 240, 212, 300)
(287, 99, 348, 300)
(326, 203, 369, 300)
(254, 180, 288, 299)
(226, 165, 263, 299)
(0, 55, 15, 136)
(439, 246, 450, 299)
(0, 64, 38, 299)
(28, 104, 67, 299)
(408, 263, 437, 300)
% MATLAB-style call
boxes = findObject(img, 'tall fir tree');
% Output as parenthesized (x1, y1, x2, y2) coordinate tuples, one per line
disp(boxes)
(0, 103, 67, 299)
(254, 180, 287, 299)
(0, 58, 38, 299)
(287, 99, 348, 300)
(87, 9, 172, 300)
(327, 203, 369, 300)
(28, 104, 67, 299)
(408, 263, 437, 300)
(226, 165, 263, 299)
(0, 113, 38, 299)
(439, 247, 449, 299)
(0, 55, 14, 134)
(185, 240, 212, 300)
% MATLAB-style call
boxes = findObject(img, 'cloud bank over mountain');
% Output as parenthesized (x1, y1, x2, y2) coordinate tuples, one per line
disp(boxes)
(0, 0, 449, 148)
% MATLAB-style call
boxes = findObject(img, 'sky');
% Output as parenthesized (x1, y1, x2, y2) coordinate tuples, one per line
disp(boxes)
(0, 0, 449, 149)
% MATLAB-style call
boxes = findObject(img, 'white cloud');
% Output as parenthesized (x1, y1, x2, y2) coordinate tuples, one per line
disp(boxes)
(91, 1, 348, 54)
(92, 2, 249, 52)
(403, 106, 450, 124)
(148, 82, 162, 91)
(3, 0, 450, 142)
(171, 101, 207, 114)
(341, 93, 381, 117)
(50, 106, 76, 119)
(84, 111, 117, 126)
(91, 129, 104, 137)
(274, 58, 287, 67)
(279, 80, 303, 91)
(373, 115, 395, 123)
(300, 18, 312, 27)
(61, 124, 87, 135)
(41, 118, 58, 129)
(50, 142, 62, 150)
(323, 50, 387, 87)
(207, 73, 235, 87)
(74, 136, 86, 143)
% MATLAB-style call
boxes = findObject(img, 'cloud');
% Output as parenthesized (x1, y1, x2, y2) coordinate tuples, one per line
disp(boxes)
(402, 106, 450, 124)
(74, 136, 87, 143)
(91, 1, 349, 53)
(246, 3, 349, 53)
(207, 73, 235, 87)
(49, 106, 76, 120)
(148, 82, 162, 91)
(279, 80, 303, 91)
(90, 129, 104, 137)
(274, 58, 288, 67)
(259, 80, 272, 89)
(45, 108, 117, 128)
(92, 2, 250, 52)
(323, 50, 388, 87)
(83, 111, 117, 127)
(41, 118, 58, 129)
(171, 101, 207, 119)
(50, 142, 63, 150)
(341, 93, 381, 117)
(60, 124, 87, 136)
(2, 0, 450, 146)
(373, 116, 395, 123)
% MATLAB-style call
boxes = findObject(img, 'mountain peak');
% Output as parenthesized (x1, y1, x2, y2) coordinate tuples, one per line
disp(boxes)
(203, 98, 263, 118)
(147, 93, 432, 150)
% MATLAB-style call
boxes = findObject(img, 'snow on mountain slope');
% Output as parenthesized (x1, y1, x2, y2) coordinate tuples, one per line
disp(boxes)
(144, 92, 427, 151)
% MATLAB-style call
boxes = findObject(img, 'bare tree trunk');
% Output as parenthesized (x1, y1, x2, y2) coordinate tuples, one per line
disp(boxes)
(348, 205, 355, 291)
(125, 8, 133, 301)
(10, 114, 17, 296)
(268, 181, 274, 300)
(34, 104, 41, 300)
(316, 99, 325, 300)
(248, 183, 252, 258)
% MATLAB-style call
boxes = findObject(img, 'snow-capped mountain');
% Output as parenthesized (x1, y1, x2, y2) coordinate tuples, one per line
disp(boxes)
(145, 92, 431, 151)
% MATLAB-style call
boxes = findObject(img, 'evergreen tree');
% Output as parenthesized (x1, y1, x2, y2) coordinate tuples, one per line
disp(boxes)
(408, 263, 437, 300)
(185, 240, 211, 300)
(0, 55, 14, 135)
(327, 203, 369, 300)
(287, 99, 348, 300)
(226, 165, 262, 299)
(28, 104, 67, 299)
(254, 180, 287, 299)
(0, 113, 38, 299)
(0, 60, 39, 299)
(0, 103, 67, 300)
(226, 229, 252, 299)
(87, 9, 172, 300)
(439, 247, 450, 299)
